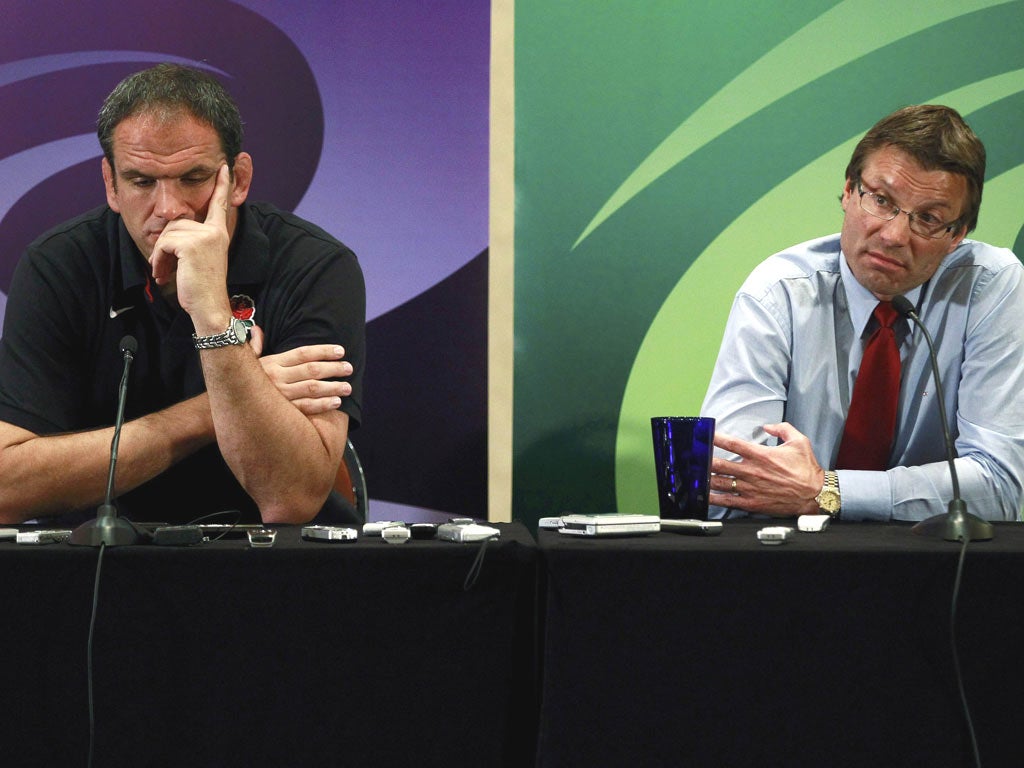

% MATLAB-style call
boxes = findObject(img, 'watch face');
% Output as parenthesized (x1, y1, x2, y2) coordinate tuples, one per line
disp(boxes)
(817, 491, 840, 514)
(230, 318, 251, 344)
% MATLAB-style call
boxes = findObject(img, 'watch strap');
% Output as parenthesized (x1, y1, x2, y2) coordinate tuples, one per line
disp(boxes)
(193, 318, 250, 350)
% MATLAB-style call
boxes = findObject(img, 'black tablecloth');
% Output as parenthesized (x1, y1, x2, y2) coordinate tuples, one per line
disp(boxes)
(0, 523, 538, 768)
(536, 520, 1024, 768)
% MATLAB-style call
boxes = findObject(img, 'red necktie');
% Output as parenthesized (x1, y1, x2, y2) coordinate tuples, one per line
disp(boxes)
(836, 301, 901, 470)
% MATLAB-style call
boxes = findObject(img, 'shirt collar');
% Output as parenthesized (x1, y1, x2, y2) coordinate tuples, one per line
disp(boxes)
(839, 250, 922, 335)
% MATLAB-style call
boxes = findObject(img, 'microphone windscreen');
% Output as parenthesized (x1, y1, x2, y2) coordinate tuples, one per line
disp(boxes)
(891, 295, 915, 318)
(119, 335, 138, 355)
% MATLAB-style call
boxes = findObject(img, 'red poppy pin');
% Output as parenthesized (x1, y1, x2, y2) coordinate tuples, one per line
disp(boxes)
(230, 294, 256, 326)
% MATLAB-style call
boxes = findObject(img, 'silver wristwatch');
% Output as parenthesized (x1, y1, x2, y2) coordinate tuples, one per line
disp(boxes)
(193, 317, 251, 350)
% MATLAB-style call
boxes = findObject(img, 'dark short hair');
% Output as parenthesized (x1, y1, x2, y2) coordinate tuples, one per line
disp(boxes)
(845, 105, 986, 233)
(97, 63, 244, 171)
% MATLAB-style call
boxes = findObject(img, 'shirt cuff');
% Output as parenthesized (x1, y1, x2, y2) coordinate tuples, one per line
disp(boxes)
(835, 470, 893, 521)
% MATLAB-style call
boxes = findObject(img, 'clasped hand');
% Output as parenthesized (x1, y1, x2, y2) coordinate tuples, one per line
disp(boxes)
(709, 422, 823, 517)
(249, 326, 353, 415)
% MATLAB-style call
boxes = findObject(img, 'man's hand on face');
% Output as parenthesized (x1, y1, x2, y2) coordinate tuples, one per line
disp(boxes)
(149, 164, 233, 331)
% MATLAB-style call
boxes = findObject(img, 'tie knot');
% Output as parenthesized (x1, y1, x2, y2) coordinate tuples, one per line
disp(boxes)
(874, 301, 899, 328)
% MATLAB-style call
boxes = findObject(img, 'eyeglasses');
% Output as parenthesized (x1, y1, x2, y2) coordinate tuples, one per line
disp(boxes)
(856, 181, 959, 239)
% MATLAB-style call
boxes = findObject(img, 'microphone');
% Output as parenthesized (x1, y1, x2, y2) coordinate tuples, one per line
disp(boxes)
(70, 335, 144, 546)
(891, 295, 992, 542)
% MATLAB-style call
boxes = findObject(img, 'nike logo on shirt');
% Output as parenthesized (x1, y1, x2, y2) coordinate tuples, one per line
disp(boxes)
(109, 305, 134, 318)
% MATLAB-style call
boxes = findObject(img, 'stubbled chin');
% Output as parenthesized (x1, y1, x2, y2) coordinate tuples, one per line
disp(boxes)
(857, 255, 909, 289)
(863, 272, 908, 300)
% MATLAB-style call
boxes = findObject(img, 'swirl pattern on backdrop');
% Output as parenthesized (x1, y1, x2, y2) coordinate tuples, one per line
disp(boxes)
(0, 0, 322, 319)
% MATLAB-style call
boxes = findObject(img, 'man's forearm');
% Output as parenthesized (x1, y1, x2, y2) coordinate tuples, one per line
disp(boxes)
(0, 395, 215, 522)
(840, 456, 1023, 523)
(199, 345, 346, 523)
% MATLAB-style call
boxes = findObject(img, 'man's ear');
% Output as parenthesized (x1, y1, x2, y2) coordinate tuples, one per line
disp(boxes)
(947, 224, 968, 254)
(839, 177, 855, 213)
(102, 158, 120, 213)
(229, 153, 253, 207)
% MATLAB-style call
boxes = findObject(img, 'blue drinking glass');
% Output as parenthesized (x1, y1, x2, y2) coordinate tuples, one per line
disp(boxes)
(651, 416, 716, 519)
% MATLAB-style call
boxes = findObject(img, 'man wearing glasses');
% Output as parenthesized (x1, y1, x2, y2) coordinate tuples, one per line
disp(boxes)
(702, 104, 1024, 522)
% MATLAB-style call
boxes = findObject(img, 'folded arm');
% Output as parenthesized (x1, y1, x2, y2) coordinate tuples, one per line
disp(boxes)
(0, 396, 214, 522)
(200, 340, 350, 523)
(0, 336, 351, 523)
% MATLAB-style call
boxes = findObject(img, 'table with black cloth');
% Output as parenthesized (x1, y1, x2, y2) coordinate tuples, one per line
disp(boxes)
(0, 522, 538, 768)
(536, 519, 1024, 768)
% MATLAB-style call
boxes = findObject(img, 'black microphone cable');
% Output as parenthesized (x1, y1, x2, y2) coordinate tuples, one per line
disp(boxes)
(463, 532, 501, 591)
(893, 294, 983, 767)
(85, 542, 107, 768)
(81, 334, 140, 766)
(951, 536, 982, 768)
(187, 508, 243, 542)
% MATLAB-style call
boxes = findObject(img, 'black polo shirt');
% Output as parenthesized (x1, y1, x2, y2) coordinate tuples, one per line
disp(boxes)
(0, 202, 365, 524)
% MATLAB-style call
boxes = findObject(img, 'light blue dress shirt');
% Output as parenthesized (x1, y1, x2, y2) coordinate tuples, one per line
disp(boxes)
(702, 233, 1024, 521)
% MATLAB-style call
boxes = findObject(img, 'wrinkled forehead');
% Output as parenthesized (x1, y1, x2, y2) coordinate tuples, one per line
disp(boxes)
(859, 146, 969, 210)
(110, 110, 225, 171)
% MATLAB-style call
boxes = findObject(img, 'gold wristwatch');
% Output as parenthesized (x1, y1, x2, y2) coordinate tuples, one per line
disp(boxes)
(814, 470, 841, 518)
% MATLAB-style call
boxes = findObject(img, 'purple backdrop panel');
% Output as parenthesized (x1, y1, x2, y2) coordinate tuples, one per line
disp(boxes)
(235, 0, 490, 320)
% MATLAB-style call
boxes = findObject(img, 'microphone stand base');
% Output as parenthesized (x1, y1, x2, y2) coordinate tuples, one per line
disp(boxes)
(911, 512, 993, 542)
(69, 506, 143, 547)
